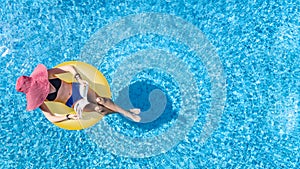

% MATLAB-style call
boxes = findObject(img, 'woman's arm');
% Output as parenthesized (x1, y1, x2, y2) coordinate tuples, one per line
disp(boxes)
(47, 65, 79, 79)
(39, 103, 78, 123)
(56, 65, 78, 75)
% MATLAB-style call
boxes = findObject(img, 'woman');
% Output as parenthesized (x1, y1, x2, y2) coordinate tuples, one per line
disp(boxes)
(16, 64, 141, 123)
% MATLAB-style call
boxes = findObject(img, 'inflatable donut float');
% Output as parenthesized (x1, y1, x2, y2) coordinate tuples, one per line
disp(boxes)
(44, 61, 111, 130)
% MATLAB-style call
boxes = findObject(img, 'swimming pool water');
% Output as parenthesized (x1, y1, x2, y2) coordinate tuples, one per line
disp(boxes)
(1, 0, 299, 168)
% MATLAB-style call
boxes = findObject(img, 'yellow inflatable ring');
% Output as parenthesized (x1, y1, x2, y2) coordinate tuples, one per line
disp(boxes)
(44, 61, 111, 130)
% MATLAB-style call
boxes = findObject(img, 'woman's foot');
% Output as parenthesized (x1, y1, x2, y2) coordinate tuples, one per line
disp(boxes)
(128, 113, 141, 122)
(129, 108, 141, 115)
(122, 111, 141, 122)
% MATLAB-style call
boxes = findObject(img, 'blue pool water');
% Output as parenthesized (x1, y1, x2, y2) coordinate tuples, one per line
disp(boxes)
(1, 0, 299, 168)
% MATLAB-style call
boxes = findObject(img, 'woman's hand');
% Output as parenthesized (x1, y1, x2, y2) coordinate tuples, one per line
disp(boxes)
(74, 73, 88, 86)
(67, 114, 79, 120)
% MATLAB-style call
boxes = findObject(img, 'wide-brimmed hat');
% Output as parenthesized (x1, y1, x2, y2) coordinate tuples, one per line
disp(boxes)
(16, 64, 50, 111)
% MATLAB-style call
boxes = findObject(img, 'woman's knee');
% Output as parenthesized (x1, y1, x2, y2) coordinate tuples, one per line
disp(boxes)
(94, 105, 104, 112)
(96, 97, 113, 105)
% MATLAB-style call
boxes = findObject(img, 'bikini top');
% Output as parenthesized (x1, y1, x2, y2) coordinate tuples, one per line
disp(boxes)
(46, 78, 62, 101)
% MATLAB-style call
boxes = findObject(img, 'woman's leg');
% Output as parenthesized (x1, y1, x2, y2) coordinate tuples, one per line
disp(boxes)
(83, 103, 113, 115)
(84, 103, 141, 122)
(86, 88, 141, 115)
(96, 97, 140, 115)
